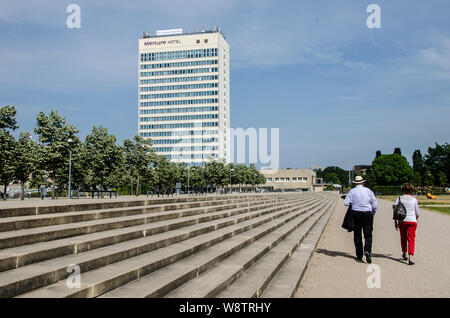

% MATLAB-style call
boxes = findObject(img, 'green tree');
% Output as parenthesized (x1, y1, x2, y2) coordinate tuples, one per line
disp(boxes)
(154, 155, 179, 195)
(412, 150, 426, 184)
(14, 132, 38, 200)
(370, 153, 413, 186)
(424, 143, 450, 187)
(234, 164, 247, 191)
(123, 135, 156, 196)
(394, 147, 402, 155)
(186, 165, 206, 192)
(375, 150, 382, 158)
(34, 111, 80, 199)
(317, 166, 349, 187)
(0, 105, 19, 131)
(85, 126, 123, 190)
(0, 105, 18, 200)
(204, 159, 228, 191)
(323, 172, 340, 184)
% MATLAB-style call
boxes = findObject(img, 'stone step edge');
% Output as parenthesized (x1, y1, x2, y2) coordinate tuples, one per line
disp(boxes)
(0, 196, 273, 232)
(217, 198, 336, 298)
(165, 198, 335, 298)
(2, 198, 315, 298)
(0, 196, 308, 250)
(0, 193, 299, 218)
(261, 197, 338, 298)
(100, 198, 333, 299)
(0, 197, 304, 272)
(14, 199, 325, 298)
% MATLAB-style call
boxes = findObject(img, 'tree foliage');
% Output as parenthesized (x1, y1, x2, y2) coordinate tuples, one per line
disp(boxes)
(370, 153, 413, 186)
(0, 105, 18, 200)
(316, 166, 349, 187)
(123, 135, 157, 196)
(14, 132, 38, 199)
(424, 143, 450, 187)
(34, 110, 80, 198)
(85, 126, 123, 188)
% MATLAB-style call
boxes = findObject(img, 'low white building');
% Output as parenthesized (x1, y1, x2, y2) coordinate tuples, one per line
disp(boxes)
(259, 169, 324, 191)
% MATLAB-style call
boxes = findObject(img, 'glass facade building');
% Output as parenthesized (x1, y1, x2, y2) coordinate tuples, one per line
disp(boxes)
(138, 28, 230, 166)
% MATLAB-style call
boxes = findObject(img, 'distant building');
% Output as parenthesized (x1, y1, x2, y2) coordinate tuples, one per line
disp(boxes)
(259, 169, 324, 191)
(138, 27, 230, 167)
(354, 165, 371, 176)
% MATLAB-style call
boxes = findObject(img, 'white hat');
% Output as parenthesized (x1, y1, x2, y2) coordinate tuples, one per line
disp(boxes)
(353, 176, 365, 184)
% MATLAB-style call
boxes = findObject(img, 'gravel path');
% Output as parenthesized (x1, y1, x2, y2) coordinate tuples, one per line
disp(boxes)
(295, 198, 450, 297)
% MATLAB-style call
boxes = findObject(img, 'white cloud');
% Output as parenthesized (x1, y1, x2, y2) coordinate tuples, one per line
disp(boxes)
(415, 37, 450, 78)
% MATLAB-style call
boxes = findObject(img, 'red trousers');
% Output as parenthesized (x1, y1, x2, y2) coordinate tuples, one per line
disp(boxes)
(399, 222, 417, 255)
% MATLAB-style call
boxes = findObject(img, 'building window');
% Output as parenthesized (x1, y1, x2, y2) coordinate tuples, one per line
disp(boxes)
(204, 39, 208, 43)
(196, 39, 200, 44)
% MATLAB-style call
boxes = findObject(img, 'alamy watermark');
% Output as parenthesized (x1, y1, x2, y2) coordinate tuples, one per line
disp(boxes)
(366, 264, 381, 289)
(66, 4, 81, 29)
(66, 264, 81, 289)
(228, 128, 279, 171)
(366, 4, 381, 29)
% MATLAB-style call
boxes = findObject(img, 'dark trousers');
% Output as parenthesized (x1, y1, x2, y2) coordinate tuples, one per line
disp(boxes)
(352, 210, 373, 258)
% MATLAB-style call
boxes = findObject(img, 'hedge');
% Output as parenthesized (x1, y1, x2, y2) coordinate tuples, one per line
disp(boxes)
(373, 186, 402, 195)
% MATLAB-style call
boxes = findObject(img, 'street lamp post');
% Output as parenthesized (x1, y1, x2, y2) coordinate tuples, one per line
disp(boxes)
(187, 165, 190, 196)
(68, 138, 73, 199)
(229, 168, 235, 194)
(254, 173, 257, 193)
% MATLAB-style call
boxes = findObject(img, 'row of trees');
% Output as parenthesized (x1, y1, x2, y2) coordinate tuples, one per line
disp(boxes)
(315, 166, 349, 188)
(315, 144, 449, 191)
(366, 145, 449, 188)
(0, 105, 266, 200)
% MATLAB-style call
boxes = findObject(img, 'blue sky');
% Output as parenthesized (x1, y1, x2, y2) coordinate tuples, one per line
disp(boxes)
(0, 0, 449, 170)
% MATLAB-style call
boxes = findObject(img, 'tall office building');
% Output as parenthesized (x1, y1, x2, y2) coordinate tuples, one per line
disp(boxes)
(138, 28, 230, 166)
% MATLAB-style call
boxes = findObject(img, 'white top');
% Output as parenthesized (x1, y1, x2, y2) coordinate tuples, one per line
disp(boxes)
(344, 185, 378, 214)
(395, 195, 420, 222)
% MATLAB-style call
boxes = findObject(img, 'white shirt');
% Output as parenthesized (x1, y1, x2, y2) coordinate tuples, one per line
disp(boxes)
(344, 185, 378, 214)
(395, 195, 420, 223)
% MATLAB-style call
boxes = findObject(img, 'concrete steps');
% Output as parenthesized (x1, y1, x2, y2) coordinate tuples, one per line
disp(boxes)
(100, 194, 336, 298)
(0, 195, 295, 250)
(0, 197, 256, 232)
(261, 196, 336, 298)
(166, 196, 336, 298)
(217, 197, 336, 298)
(0, 192, 337, 298)
(0, 195, 310, 272)
(0, 193, 301, 297)
(0, 194, 269, 218)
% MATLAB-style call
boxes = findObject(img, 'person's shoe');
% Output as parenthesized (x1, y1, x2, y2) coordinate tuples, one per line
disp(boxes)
(408, 260, 415, 265)
(402, 253, 408, 261)
(364, 251, 372, 264)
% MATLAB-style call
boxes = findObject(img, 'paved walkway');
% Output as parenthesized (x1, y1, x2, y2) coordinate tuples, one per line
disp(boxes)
(295, 198, 450, 297)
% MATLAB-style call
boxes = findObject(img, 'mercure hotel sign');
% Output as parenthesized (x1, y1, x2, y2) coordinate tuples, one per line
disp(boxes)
(144, 39, 181, 46)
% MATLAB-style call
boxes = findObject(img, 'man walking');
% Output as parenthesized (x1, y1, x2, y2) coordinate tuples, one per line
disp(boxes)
(344, 176, 378, 263)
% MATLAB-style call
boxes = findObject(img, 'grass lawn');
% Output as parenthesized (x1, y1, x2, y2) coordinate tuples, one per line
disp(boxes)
(377, 195, 450, 215)
(377, 195, 450, 205)
(420, 206, 450, 215)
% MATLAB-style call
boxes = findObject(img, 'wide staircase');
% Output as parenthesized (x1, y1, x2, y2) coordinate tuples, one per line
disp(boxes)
(0, 192, 338, 298)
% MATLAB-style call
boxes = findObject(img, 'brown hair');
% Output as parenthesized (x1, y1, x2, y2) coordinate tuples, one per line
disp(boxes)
(401, 183, 414, 195)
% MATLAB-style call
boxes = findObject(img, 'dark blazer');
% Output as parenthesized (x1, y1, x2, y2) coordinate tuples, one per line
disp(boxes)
(342, 204, 354, 232)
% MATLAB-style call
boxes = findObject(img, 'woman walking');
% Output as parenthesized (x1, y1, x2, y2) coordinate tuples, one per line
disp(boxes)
(394, 183, 420, 265)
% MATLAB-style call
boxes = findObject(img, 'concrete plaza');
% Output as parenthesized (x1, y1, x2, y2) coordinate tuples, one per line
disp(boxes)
(296, 198, 450, 297)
